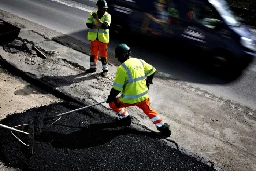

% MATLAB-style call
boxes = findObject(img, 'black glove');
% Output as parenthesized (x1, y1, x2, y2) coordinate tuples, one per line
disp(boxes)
(146, 82, 150, 89)
(106, 88, 121, 103)
(146, 78, 153, 89)
(106, 95, 116, 103)
(146, 73, 155, 89)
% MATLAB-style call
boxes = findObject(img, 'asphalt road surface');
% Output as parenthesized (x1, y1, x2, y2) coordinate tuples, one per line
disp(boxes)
(0, 66, 216, 171)
(0, 0, 256, 110)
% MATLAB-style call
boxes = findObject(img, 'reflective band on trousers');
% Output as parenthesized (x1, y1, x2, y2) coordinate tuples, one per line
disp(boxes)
(118, 108, 129, 119)
(156, 122, 164, 127)
(90, 62, 96, 69)
(152, 116, 162, 122)
(102, 64, 108, 70)
(152, 116, 164, 127)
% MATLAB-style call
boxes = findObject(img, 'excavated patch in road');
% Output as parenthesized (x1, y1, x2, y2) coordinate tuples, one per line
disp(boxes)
(0, 102, 216, 171)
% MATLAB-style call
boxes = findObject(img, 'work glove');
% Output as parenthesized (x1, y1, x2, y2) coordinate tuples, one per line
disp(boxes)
(106, 88, 121, 103)
(106, 95, 116, 103)
(146, 79, 153, 89)
(146, 82, 150, 89)
(146, 73, 155, 89)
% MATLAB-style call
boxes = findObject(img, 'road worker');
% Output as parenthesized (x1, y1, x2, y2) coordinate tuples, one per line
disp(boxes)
(106, 43, 171, 137)
(86, 0, 111, 77)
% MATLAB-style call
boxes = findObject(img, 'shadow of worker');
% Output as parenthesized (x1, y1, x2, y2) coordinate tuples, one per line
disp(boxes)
(37, 121, 179, 150)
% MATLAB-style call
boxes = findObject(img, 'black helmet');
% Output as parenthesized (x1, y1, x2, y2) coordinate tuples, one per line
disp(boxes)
(115, 43, 130, 58)
(96, 0, 108, 9)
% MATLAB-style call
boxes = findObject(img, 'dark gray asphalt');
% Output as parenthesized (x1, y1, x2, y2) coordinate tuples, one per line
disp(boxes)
(0, 101, 216, 171)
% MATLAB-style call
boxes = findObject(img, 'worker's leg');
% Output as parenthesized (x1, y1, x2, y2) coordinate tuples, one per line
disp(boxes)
(109, 98, 130, 119)
(136, 98, 171, 136)
(89, 40, 99, 71)
(99, 42, 108, 73)
(136, 98, 164, 127)
(109, 98, 132, 126)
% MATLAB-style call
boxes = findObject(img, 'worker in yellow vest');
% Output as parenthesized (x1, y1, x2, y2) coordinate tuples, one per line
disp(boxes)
(86, 0, 111, 77)
(106, 43, 171, 137)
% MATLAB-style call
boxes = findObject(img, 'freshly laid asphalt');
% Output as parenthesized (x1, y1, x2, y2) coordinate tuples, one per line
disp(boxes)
(0, 102, 215, 171)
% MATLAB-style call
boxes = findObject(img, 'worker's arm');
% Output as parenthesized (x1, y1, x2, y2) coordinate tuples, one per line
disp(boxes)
(146, 72, 155, 84)
(86, 23, 93, 29)
(86, 12, 100, 29)
(92, 12, 111, 29)
(106, 88, 121, 103)
(101, 22, 110, 29)
(107, 67, 126, 103)
(140, 59, 156, 88)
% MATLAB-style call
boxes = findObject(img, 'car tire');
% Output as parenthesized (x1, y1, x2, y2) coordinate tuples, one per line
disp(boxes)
(212, 51, 232, 70)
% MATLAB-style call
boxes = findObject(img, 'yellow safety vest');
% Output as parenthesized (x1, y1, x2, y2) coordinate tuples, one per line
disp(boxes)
(112, 58, 156, 104)
(86, 11, 111, 43)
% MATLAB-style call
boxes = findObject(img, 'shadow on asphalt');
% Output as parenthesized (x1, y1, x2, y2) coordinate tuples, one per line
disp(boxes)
(38, 122, 178, 150)
(0, 102, 216, 171)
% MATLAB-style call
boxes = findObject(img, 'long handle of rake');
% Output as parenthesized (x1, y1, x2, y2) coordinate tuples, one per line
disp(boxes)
(0, 123, 30, 135)
(45, 101, 106, 120)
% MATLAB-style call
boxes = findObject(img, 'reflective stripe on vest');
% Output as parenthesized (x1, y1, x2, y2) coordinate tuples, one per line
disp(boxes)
(88, 29, 108, 34)
(120, 59, 148, 101)
(87, 11, 110, 43)
(121, 89, 148, 99)
(113, 82, 123, 89)
(121, 63, 146, 84)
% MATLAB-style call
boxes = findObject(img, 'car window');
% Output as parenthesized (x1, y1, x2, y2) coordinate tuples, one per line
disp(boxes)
(186, 1, 222, 28)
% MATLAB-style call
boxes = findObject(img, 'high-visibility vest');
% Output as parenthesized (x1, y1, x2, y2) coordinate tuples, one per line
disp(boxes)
(112, 58, 156, 104)
(86, 11, 111, 43)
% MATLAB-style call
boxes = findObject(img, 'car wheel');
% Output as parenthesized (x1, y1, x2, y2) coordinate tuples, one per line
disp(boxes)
(211, 51, 233, 71)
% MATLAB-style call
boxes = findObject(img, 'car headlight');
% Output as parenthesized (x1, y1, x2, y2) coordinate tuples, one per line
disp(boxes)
(241, 37, 256, 51)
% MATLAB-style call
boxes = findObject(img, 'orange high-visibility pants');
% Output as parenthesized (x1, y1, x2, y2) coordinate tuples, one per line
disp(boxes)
(90, 40, 108, 69)
(109, 98, 165, 127)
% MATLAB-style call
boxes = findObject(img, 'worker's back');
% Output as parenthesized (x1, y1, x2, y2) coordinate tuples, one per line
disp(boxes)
(119, 57, 149, 104)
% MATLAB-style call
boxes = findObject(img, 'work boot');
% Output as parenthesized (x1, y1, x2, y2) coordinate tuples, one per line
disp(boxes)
(115, 115, 132, 127)
(86, 68, 96, 73)
(157, 123, 171, 137)
(101, 70, 108, 77)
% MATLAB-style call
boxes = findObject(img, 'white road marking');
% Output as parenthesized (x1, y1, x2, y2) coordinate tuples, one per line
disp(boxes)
(51, 0, 95, 12)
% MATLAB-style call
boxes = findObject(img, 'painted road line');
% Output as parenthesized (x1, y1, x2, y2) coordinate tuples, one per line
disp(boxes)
(51, 0, 95, 12)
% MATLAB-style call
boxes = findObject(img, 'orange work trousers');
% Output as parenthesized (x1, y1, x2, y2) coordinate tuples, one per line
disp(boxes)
(90, 40, 108, 63)
(109, 98, 164, 127)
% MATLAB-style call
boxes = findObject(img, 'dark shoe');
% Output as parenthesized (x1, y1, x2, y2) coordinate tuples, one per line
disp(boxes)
(101, 71, 108, 77)
(157, 123, 171, 137)
(86, 68, 96, 73)
(115, 115, 132, 127)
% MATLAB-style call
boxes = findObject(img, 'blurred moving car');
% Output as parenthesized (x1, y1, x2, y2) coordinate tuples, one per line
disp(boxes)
(106, 0, 256, 71)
